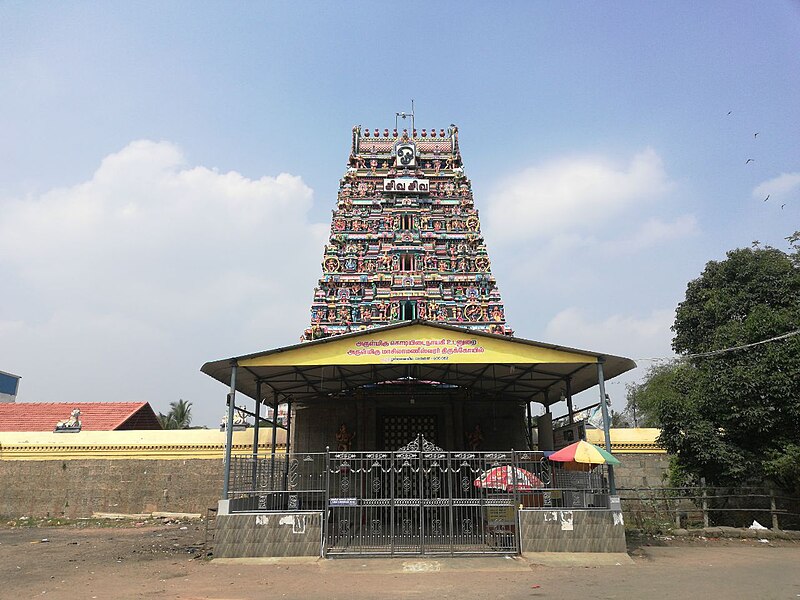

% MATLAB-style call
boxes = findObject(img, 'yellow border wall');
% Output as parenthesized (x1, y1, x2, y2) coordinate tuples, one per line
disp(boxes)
(0, 428, 663, 460)
(0, 428, 287, 461)
(585, 428, 665, 454)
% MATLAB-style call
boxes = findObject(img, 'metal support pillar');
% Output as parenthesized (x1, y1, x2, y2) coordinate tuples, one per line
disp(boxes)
(222, 362, 238, 499)
(269, 395, 279, 484)
(566, 377, 575, 425)
(525, 401, 533, 450)
(597, 359, 616, 494)
(282, 398, 293, 491)
(252, 380, 261, 490)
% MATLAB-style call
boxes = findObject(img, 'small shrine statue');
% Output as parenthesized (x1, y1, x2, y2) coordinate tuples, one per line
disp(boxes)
(465, 424, 483, 450)
(55, 408, 82, 432)
(336, 424, 355, 451)
(220, 408, 249, 431)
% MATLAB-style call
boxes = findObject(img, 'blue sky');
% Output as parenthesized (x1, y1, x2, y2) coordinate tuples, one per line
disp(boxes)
(1, 2, 799, 427)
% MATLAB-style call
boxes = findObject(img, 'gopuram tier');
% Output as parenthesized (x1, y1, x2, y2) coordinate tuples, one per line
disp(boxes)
(303, 125, 513, 341)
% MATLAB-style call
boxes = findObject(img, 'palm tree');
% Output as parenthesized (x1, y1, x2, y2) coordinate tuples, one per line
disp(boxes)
(157, 411, 174, 429)
(158, 399, 193, 429)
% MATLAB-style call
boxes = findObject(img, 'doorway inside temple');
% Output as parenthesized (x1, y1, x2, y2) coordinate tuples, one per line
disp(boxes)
(378, 414, 439, 449)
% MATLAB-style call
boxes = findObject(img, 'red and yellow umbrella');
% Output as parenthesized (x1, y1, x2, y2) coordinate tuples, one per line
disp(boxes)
(548, 440, 621, 466)
(474, 465, 544, 492)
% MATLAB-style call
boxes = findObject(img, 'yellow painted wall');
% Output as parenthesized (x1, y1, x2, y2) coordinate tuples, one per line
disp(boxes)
(0, 428, 286, 461)
(0, 427, 662, 461)
(585, 428, 664, 454)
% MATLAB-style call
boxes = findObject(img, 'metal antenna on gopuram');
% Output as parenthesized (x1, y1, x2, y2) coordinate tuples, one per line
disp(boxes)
(395, 99, 415, 136)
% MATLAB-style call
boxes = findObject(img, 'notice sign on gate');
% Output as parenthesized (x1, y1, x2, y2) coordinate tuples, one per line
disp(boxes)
(486, 505, 515, 524)
(329, 497, 359, 507)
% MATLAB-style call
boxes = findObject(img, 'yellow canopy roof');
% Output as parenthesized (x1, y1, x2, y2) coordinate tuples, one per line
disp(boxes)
(201, 321, 635, 407)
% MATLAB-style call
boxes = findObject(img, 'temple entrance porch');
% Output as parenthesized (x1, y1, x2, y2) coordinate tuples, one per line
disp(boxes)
(202, 321, 635, 558)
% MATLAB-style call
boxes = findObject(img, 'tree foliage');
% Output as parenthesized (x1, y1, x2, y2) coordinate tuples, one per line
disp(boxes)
(625, 361, 687, 429)
(629, 233, 800, 492)
(610, 409, 632, 428)
(158, 399, 193, 430)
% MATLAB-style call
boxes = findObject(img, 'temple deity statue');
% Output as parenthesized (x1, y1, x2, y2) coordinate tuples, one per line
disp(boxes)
(336, 424, 356, 451)
(465, 425, 483, 450)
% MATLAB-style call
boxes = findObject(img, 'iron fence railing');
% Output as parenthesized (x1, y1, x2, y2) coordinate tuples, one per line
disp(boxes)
(228, 453, 799, 539)
(618, 484, 800, 531)
(228, 453, 327, 512)
(227, 450, 612, 514)
(515, 451, 609, 510)
(227, 447, 614, 556)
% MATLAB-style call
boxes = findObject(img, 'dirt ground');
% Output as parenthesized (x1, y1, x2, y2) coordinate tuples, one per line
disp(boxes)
(2, 520, 800, 600)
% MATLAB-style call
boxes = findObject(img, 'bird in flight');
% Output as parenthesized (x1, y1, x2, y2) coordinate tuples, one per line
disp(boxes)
(764, 195, 770, 202)
(782, 204, 786, 210)
(727, 111, 732, 115)
(746, 159, 755, 164)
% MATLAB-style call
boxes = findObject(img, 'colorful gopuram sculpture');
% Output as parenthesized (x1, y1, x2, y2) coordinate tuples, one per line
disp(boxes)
(302, 125, 513, 341)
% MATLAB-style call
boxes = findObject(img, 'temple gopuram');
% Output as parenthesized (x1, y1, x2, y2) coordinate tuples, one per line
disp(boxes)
(202, 121, 636, 558)
(303, 125, 512, 341)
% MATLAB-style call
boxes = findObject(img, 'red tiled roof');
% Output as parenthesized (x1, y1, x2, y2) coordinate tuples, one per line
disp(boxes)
(0, 402, 162, 432)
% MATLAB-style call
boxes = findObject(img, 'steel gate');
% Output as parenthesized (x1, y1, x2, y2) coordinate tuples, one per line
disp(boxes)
(324, 437, 519, 556)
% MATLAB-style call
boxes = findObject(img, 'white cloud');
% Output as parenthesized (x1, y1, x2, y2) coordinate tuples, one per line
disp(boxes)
(484, 148, 672, 243)
(543, 307, 675, 363)
(541, 307, 677, 413)
(601, 215, 698, 255)
(480, 149, 695, 340)
(0, 140, 327, 425)
(752, 172, 800, 200)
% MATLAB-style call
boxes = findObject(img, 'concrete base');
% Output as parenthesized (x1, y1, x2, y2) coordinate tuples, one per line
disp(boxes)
(519, 509, 627, 553)
(213, 556, 534, 572)
(213, 556, 322, 565)
(214, 509, 628, 558)
(522, 552, 633, 566)
(214, 512, 323, 558)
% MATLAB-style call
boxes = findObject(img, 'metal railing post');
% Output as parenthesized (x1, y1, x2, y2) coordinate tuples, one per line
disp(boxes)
(322, 446, 330, 557)
(390, 449, 396, 557)
(770, 488, 780, 530)
(701, 478, 709, 527)
(447, 450, 454, 556)
(418, 433, 424, 555)
(512, 449, 520, 554)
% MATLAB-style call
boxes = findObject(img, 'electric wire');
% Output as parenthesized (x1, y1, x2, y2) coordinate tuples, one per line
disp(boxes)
(631, 327, 800, 364)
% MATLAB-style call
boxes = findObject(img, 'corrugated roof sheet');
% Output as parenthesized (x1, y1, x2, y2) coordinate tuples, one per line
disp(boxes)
(0, 402, 162, 432)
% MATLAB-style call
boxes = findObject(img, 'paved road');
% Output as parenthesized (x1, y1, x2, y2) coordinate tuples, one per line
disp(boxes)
(2, 524, 799, 599)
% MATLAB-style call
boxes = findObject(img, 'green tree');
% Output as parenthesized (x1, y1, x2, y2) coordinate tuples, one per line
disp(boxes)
(610, 409, 632, 428)
(158, 399, 193, 430)
(624, 363, 679, 428)
(636, 234, 800, 491)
